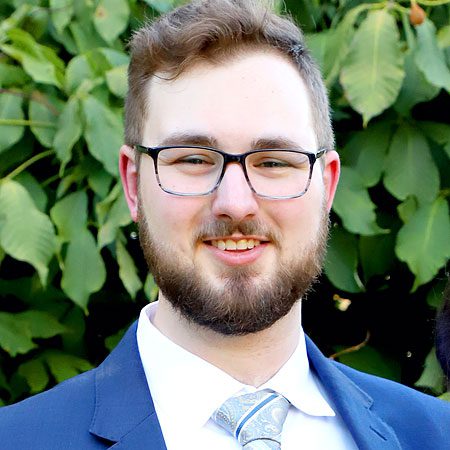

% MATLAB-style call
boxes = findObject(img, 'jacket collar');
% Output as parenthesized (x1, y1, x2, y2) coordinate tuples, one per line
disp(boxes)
(305, 336, 402, 450)
(89, 322, 167, 449)
(89, 322, 401, 450)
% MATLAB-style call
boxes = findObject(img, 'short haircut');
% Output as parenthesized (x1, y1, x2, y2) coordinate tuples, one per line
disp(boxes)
(125, 0, 333, 155)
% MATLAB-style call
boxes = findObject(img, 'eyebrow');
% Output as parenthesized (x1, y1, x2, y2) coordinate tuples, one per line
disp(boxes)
(158, 132, 218, 148)
(157, 132, 304, 151)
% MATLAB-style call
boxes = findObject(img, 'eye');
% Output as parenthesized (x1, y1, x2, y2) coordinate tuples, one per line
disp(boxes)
(177, 155, 214, 165)
(257, 159, 292, 168)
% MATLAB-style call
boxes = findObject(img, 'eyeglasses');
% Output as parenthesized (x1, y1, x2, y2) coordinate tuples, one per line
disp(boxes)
(135, 145, 326, 200)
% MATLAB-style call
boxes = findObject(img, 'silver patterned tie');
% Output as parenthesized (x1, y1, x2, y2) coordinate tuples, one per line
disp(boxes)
(212, 389, 290, 449)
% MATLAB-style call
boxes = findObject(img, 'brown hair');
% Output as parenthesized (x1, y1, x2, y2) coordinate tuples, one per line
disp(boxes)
(125, 0, 334, 154)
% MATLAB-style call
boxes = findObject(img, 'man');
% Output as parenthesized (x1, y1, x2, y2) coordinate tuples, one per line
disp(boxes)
(1, 1, 449, 449)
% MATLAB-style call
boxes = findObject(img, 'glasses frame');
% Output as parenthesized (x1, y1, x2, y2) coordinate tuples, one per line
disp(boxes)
(134, 144, 326, 200)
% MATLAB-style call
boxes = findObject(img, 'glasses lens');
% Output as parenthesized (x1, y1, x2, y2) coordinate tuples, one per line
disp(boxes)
(157, 147, 223, 195)
(246, 150, 311, 198)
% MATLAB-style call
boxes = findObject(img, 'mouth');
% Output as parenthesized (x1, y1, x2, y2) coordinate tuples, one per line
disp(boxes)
(202, 237, 269, 251)
(201, 236, 270, 267)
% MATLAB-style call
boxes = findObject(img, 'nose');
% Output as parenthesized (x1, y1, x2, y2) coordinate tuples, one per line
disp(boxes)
(211, 163, 259, 222)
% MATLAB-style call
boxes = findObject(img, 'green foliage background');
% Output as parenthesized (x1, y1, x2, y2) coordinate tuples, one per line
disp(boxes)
(0, 0, 449, 405)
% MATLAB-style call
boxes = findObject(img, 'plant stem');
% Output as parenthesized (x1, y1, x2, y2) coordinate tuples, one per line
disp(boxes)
(0, 119, 56, 128)
(416, 0, 450, 5)
(3, 149, 54, 181)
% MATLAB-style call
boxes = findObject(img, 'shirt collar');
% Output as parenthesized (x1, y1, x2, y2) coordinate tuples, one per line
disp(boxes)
(137, 302, 335, 432)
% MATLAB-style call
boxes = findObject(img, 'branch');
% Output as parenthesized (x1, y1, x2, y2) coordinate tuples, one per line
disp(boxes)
(328, 331, 371, 360)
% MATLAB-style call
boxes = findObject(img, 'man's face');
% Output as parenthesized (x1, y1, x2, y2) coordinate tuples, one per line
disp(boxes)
(120, 50, 340, 335)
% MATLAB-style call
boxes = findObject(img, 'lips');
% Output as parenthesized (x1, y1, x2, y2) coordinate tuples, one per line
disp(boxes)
(202, 235, 269, 266)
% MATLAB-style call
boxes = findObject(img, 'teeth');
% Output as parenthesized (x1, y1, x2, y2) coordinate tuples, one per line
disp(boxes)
(225, 239, 236, 250)
(211, 239, 261, 250)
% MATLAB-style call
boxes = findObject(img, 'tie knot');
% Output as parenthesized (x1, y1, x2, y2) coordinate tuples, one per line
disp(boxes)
(212, 389, 290, 448)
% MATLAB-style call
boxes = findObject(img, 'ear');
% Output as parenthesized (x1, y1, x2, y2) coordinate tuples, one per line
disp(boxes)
(119, 145, 139, 222)
(322, 150, 340, 211)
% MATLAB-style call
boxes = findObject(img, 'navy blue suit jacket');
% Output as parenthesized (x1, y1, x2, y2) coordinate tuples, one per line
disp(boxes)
(0, 323, 449, 449)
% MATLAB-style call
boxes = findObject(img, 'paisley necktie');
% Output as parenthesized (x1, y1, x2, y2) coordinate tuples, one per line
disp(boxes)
(212, 389, 290, 449)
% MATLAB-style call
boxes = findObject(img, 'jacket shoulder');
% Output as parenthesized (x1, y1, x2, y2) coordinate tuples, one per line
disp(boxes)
(332, 359, 450, 445)
(0, 368, 107, 449)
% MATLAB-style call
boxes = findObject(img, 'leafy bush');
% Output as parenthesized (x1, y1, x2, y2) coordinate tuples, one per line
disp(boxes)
(0, 0, 449, 405)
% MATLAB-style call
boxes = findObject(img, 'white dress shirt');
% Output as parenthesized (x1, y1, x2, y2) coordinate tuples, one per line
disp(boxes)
(137, 302, 358, 449)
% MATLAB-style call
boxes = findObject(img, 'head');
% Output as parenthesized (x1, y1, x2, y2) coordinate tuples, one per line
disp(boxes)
(124, 0, 334, 155)
(120, 0, 340, 336)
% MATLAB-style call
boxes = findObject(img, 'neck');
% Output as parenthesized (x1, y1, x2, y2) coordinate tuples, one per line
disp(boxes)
(152, 296, 302, 387)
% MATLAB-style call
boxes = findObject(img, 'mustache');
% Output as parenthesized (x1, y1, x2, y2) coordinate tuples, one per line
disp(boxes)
(194, 219, 282, 245)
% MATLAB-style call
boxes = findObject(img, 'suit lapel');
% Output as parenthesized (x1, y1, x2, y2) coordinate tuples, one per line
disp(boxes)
(88, 321, 403, 449)
(305, 336, 401, 450)
(89, 322, 167, 450)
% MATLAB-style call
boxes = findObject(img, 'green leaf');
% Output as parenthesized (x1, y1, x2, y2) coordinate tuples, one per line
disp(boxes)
(340, 10, 404, 125)
(93, 0, 130, 44)
(144, 274, 159, 302)
(53, 97, 83, 166)
(325, 3, 369, 86)
(143, 0, 183, 13)
(65, 50, 111, 95)
(43, 350, 93, 383)
(105, 326, 128, 351)
(306, 32, 329, 75)
(0, 92, 24, 154)
(18, 358, 49, 394)
(415, 20, 450, 92)
(324, 226, 363, 293)
(384, 124, 440, 204)
(15, 172, 48, 212)
(0, 62, 30, 87)
(359, 233, 395, 281)
(419, 121, 450, 159)
(0, 312, 36, 356)
(82, 95, 122, 176)
(116, 237, 142, 299)
(415, 347, 445, 395)
(0, 180, 57, 285)
(98, 48, 129, 67)
(88, 168, 113, 198)
(341, 121, 392, 187)
(338, 345, 401, 382)
(69, 19, 108, 53)
(333, 166, 385, 235)
(50, 0, 73, 34)
(29, 92, 60, 148)
(437, 25, 450, 49)
(427, 279, 447, 309)
(105, 64, 127, 98)
(61, 229, 106, 310)
(0, 309, 67, 357)
(1, 28, 64, 88)
(50, 191, 88, 243)
(396, 197, 450, 290)
(397, 196, 418, 224)
(98, 191, 132, 248)
(394, 49, 440, 116)
(17, 310, 68, 338)
(0, 247, 5, 267)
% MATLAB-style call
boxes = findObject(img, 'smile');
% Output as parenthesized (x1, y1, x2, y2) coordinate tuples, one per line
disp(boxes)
(211, 239, 261, 251)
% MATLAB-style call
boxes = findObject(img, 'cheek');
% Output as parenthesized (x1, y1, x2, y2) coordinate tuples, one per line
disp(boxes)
(268, 185, 326, 247)
(140, 178, 208, 251)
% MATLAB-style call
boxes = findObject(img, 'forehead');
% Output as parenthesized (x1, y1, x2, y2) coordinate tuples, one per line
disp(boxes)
(142, 50, 316, 151)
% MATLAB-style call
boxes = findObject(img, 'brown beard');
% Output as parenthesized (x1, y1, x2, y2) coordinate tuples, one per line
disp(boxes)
(138, 203, 329, 336)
